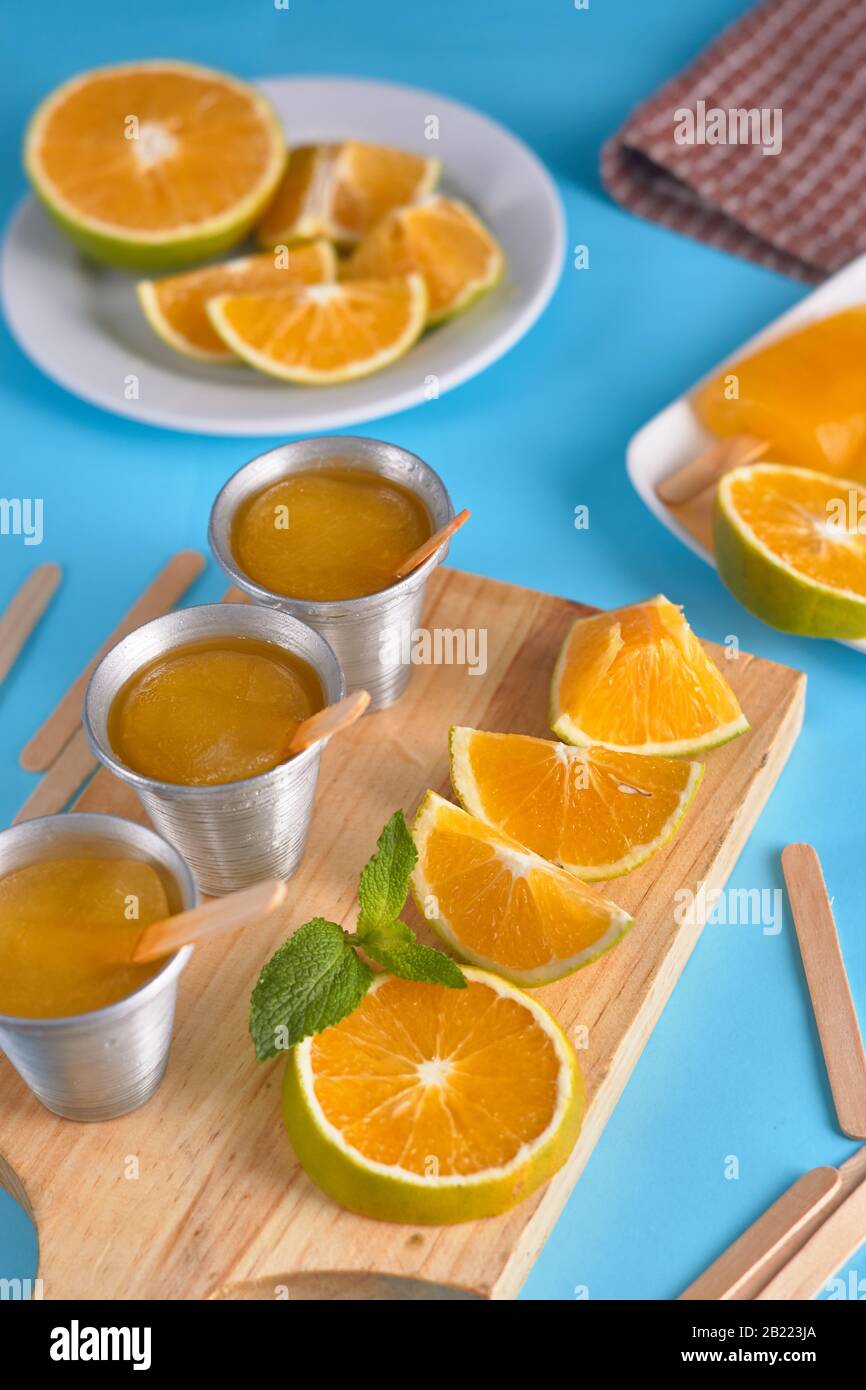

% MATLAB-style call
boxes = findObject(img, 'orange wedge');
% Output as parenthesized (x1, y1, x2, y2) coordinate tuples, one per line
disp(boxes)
(137, 241, 336, 362)
(207, 274, 427, 384)
(410, 792, 633, 986)
(550, 597, 749, 757)
(450, 727, 704, 881)
(715, 464, 866, 638)
(283, 968, 583, 1223)
(257, 141, 441, 247)
(342, 195, 504, 324)
(25, 61, 286, 271)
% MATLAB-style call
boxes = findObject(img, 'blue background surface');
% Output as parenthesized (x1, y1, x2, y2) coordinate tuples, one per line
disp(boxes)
(1, 0, 864, 1301)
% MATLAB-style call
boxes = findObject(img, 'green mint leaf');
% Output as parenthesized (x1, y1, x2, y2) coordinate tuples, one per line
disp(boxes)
(356, 810, 418, 937)
(249, 917, 373, 1061)
(362, 926, 466, 989)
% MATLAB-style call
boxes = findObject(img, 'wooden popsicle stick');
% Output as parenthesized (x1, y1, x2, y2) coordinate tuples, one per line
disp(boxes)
(656, 435, 766, 506)
(678, 1167, 841, 1301)
(284, 690, 371, 756)
(20, 550, 205, 773)
(132, 877, 288, 963)
(13, 727, 97, 825)
(0, 563, 62, 686)
(839, 1142, 866, 1191)
(392, 509, 471, 580)
(782, 843, 866, 1140)
(755, 1169, 866, 1300)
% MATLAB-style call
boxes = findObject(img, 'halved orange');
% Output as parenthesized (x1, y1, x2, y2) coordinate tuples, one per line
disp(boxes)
(715, 464, 866, 638)
(207, 273, 427, 384)
(550, 597, 749, 757)
(342, 196, 504, 324)
(25, 61, 286, 270)
(137, 240, 336, 362)
(410, 792, 633, 986)
(283, 967, 583, 1223)
(450, 727, 704, 881)
(257, 141, 441, 247)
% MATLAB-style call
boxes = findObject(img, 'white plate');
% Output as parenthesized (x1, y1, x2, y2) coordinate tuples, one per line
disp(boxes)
(0, 75, 564, 437)
(626, 249, 866, 653)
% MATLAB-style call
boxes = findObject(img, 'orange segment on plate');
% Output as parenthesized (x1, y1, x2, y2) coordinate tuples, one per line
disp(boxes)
(450, 727, 704, 881)
(550, 596, 749, 757)
(715, 463, 866, 638)
(24, 61, 286, 271)
(283, 968, 584, 1224)
(207, 273, 427, 384)
(137, 241, 336, 362)
(410, 791, 633, 986)
(257, 141, 441, 246)
(342, 195, 504, 324)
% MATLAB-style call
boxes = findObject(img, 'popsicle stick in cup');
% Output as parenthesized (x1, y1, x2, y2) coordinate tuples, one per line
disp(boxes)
(392, 508, 471, 580)
(132, 878, 288, 964)
(284, 689, 371, 757)
(656, 436, 766, 507)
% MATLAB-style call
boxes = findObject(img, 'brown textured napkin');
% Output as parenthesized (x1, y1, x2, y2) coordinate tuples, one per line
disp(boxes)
(601, 0, 866, 283)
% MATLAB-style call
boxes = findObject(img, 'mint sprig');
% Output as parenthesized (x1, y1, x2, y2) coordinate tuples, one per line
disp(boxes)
(250, 811, 465, 1061)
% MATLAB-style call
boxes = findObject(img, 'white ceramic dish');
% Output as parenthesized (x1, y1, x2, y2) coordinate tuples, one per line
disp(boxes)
(627, 249, 866, 653)
(0, 75, 564, 437)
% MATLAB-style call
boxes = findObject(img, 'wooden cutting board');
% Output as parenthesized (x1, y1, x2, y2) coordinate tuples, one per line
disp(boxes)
(0, 568, 805, 1301)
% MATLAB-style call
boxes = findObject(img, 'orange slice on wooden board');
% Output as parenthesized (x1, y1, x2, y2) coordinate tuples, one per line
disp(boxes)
(206, 274, 427, 384)
(257, 141, 441, 246)
(342, 195, 504, 324)
(450, 727, 704, 881)
(137, 241, 336, 362)
(25, 61, 286, 271)
(550, 596, 749, 757)
(410, 791, 633, 986)
(715, 464, 866, 639)
(283, 968, 583, 1224)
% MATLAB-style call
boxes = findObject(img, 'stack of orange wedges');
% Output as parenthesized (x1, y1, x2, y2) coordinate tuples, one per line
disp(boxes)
(410, 596, 749, 987)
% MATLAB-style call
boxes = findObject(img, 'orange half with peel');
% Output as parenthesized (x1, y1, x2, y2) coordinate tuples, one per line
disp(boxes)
(283, 968, 583, 1224)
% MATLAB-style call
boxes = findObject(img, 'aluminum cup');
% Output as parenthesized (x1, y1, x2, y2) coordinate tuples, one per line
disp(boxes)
(0, 812, 197, 1122)
(208, 436, 454, 710)
(83, 603, 344, 896)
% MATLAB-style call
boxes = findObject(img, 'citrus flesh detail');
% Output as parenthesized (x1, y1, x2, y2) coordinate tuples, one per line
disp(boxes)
(137, 241, 336, 361)
(714, 464, 866, 638)
(25, 61, 287, 270)
(258, 141, 441, 246)
(342, 196, 504, 324)
(550, 596, 749, 757)
(410, 791, 633, 986)
(450, 727, 704, 881)
(206, 274, 427, 384)
(283, 968, 584, 1224)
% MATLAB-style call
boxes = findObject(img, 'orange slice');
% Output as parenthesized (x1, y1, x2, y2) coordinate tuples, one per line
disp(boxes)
(207, 274, 427, 384)
(342, 196, 504, 324)
(410, 792, 633, 986)
(715, 464, 866, 638)
(257, 141, 441, 247)
(450, 727, 704, 881)
(25, 61, 286, 271)
(137, 241, 336, 362)
(283, 968, 583, 1223)
(550, 596, 749, 757)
